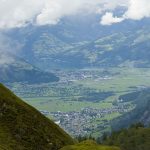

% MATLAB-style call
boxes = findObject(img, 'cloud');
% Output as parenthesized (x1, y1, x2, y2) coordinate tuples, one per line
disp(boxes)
(101, 0, 150, 25)
(0, 0, 149, 28)
(0, 0, 44, 29)
(0, 0, 127, 28)
(124, 0, 150, 20)
(100, 12, 124, 25)
(36, 0, 88, 25)
(36, 0, 126, 25)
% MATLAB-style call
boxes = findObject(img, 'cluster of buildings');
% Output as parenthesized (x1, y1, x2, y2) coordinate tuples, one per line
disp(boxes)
(55, 69, 112, 83)
(41, 103, 131, 136)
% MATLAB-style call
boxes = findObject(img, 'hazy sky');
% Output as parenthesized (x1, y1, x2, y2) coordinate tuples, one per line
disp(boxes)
(0, 0, 149, 28)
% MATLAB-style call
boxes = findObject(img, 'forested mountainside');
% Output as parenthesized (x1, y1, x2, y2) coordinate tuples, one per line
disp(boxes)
(112, 89, 150, 130)
(0, 54, 59, 84)
(0, 84, 74, 150)
(103, 125, 150, 150)
(2, 18, 150, 69)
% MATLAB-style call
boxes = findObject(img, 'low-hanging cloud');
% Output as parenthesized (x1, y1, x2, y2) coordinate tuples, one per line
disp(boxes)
(125, 0, 150, 20)
(0, 0, 149, 28)
(0, 53, 15, 65)
(101, 12, 124, 25)
(0, 33, 23, 65)
(101, 0, 150, 25)
(0, 0, 127, 29)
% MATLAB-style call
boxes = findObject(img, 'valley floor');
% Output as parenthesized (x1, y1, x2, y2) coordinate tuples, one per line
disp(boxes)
(6, 67, 150, 137)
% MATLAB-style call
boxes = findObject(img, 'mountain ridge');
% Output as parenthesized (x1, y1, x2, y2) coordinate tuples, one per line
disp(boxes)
(0, 54, 59, 84)
(2, 17, 150, 70)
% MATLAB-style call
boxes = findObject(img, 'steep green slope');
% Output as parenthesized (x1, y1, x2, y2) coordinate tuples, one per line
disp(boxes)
(61, 140, 120, 150)
(104, 126, 150, 150)
(0, 83, 74, 150)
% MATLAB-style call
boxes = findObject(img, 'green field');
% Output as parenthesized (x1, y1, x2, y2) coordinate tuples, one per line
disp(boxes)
(76, 67, 150, 93)
(7, 67, 150, 137)
(9, 67, 150, 115)
(25, 97, 113, 112)
(21, 68, 150, 112)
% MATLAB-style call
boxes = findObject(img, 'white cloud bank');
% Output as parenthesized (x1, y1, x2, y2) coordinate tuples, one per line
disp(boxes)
(0, 0, 149, 28)
(101, 12, 124, 25)
(101, 0, 150, 25)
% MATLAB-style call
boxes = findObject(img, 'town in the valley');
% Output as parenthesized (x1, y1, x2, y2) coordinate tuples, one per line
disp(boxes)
(40, 102, 132, 137)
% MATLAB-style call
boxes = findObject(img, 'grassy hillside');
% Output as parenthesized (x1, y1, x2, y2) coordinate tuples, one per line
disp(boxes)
(0, 83, 74, 150)
(103, 126, 150, 150)
(60, 140, 120, 150)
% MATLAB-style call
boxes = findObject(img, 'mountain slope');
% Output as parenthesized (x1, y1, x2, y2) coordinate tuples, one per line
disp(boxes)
(61, 140, 120, 150)
(0, 83, 74, 150)
(56, 26, 150, 68)
(23, 19, 150, 69)
(0, 54, 59, 83)
(3, 17, 150, 69)
(111, 89, 150, 130)
(104, 126, 150, 150)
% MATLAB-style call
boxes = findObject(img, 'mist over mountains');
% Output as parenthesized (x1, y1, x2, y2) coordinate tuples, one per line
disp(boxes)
(0, 54, 59, 84)
(1, 15, 149, 70)
(0, 12, 149, 84)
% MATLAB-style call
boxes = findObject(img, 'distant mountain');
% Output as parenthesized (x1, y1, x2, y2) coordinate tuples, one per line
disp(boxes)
(0, 83, 74, 150)
(44, 24, 150, 68)
(111, 89, 150, 130)
(0, 54, 59, 84)
(80, 26, 150, 68)
(2, 16, 150, 70)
